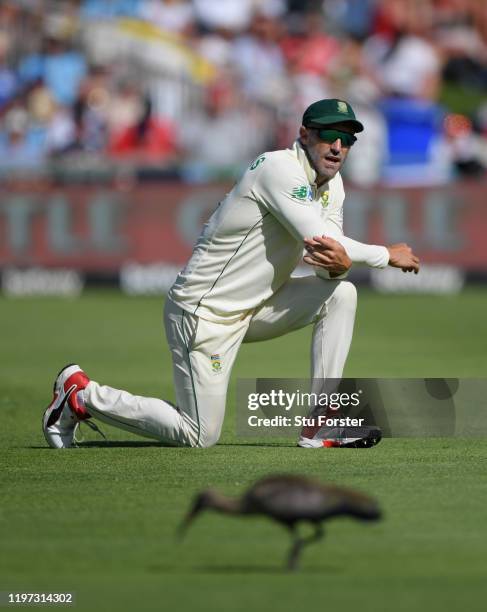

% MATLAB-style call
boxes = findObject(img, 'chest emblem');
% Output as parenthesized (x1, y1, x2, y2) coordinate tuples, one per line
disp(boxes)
(320, 191, 330, 208)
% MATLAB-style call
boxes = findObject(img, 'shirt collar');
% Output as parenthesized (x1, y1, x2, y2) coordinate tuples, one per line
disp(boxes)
(293, 139, 336, 194)
(293, 139, 317, 185)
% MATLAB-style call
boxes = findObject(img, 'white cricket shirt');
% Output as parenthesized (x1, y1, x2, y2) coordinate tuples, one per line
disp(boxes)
(169, 140, 389, 323)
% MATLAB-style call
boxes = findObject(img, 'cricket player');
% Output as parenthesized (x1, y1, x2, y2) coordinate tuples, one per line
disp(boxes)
(42, 99, 419, 449)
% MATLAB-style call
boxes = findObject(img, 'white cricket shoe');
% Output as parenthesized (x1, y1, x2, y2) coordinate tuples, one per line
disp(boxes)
(42, 364, 91, 449)
(298, 426, 382, 448)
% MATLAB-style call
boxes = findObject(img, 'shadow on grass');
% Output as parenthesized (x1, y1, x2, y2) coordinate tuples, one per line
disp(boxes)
(28, 441, 171, 449)
(217, 442, 294, 447)
(77, 440, 293, 449)
(28, 441, 293, 449)
(145, 563, 342, 575)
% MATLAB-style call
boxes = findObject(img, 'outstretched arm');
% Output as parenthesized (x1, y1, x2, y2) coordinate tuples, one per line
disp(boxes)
(387, 243, 420, 273)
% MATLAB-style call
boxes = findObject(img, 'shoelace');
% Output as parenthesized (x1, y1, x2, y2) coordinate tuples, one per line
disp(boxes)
(73, 420, 108, 446)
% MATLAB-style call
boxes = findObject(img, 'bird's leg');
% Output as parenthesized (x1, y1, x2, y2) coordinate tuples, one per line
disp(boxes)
(286, 524, 324, 572)
(287, 527, 304, 572)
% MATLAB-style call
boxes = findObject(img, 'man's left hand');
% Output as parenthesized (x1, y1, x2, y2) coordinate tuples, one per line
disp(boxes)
(303, 235, 352, 277)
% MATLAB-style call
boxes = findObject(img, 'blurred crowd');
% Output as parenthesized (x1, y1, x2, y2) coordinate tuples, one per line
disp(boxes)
(1, 0, 487, 184)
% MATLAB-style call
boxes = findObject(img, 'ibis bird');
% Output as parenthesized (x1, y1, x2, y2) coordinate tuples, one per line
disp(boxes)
(178, 474, 382, 570)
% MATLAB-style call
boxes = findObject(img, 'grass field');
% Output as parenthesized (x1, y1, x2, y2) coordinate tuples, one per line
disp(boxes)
(1, 288, 487, 611)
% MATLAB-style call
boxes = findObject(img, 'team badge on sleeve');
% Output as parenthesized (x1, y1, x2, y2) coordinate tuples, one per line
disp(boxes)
(291, 185, 313, 201)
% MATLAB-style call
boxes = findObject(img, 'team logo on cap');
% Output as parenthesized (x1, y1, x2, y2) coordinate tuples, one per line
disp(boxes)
(337, 101, 348, 113)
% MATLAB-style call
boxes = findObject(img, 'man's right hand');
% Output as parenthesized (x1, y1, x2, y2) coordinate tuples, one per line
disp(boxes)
(387, 243, 420, 274)
(303, 236, 352, 276)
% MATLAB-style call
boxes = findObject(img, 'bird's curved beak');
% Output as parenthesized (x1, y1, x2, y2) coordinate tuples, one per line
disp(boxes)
(176, 497, 204, 541)
(176, 510, 196, 540)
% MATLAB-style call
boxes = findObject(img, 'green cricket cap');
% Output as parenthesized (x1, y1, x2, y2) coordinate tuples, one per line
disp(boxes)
(302, 99, 364, 133)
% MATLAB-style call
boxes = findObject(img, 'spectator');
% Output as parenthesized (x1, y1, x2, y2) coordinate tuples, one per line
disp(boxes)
(281, 10, 341, 79)
(81, 0, 142, 20)
(0, 103, 46, 171)
(45, 105, 77, 156)
(328, 42, 381, 123)
(19, 35, 87, 107)
(196, 30, 235, 68)
(109, 95, 178, 163)
(444, 112, 486, 177)
(0, 32, 18, 108)
(323, 0, 377, 41)
(139, 0, 195, 36)
(72, 66, 111, 152)
(280, 10, 340, 111)
(179, 74, 273, 181)
(105, 77, 144, 136)
(192, 0, 253, 34)
(0, 0, 485, 184)
(27, 83, 77, 155)
(232, 9, 288, 106)
(365, 0, 442, 101)
(434, 0, 487, 92)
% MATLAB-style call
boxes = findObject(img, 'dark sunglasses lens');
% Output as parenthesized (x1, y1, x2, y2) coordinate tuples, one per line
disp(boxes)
(316, 129, 356, 147)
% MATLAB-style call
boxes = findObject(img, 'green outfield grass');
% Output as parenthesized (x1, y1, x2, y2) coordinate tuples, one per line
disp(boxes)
(1, 289, 487, 611)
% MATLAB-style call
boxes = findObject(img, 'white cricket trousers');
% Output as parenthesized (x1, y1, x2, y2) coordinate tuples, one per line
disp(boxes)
(82, 277, 357, 447)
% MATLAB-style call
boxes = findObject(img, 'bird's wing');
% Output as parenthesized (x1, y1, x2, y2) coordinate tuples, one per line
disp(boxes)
(243, 477, 345, 522)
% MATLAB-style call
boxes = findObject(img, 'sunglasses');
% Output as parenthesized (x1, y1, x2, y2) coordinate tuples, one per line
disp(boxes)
(309, 127, 357, 147)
